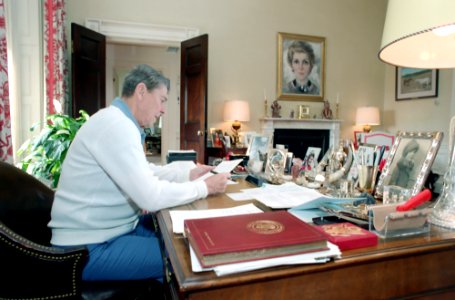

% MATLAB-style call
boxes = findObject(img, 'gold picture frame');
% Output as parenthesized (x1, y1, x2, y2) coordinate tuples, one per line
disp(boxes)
(277, 32, 325, 102)
(298, 105, 310, 119)
(374, 131, 443, 199)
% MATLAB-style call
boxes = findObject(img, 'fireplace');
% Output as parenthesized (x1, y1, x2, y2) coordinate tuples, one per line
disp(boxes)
(273, 128, 330, 160)
(260, 117, 341, 160)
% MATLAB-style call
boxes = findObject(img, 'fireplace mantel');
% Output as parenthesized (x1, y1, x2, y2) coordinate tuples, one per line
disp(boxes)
(260, 117, 342, 148)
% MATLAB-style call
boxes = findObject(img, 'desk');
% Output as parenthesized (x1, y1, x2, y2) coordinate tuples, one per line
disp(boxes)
(156, 180, 455, 299)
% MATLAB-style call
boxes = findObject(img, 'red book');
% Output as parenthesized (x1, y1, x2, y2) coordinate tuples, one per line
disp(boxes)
(314, 222, 378, 251)
(184, 210, 328, 267)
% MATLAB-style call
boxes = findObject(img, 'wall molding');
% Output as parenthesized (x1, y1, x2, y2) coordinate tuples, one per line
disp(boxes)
(85, 18, 199, 47)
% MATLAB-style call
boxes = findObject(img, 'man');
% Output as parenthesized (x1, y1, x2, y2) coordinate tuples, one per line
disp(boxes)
(49, 64, 229, 282)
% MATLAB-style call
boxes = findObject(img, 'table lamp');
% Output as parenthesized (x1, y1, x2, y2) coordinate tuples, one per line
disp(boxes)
(223, 100, 250, 147)
(378, 0, 455, 229)
(355, 106, 380, 133)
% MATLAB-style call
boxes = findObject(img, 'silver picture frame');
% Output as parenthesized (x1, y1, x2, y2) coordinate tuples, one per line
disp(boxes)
(246, 134, 271, 161)
(375, 131, 443, 199)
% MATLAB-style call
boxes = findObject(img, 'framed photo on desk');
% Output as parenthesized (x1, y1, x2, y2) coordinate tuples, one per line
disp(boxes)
(375, 131, 443, 198)
(247, 135, 271, 161)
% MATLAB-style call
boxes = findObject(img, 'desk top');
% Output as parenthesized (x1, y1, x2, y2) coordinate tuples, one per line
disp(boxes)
(156, 180, 455, 298)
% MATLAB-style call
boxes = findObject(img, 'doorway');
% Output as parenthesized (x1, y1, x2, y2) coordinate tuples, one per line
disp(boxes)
(106, 43, 181, 165)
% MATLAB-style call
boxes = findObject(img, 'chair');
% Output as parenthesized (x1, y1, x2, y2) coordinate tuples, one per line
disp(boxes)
(0, 161, 165, 299)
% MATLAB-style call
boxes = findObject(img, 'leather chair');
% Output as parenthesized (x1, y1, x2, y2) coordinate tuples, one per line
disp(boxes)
(0, 161, 165, 299)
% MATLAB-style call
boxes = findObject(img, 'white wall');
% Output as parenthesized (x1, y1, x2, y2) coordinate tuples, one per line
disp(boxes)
(65, 0, 455, 172)
(65, 0, 388, 138)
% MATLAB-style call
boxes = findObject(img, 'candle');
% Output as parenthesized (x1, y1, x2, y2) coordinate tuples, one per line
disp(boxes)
(336, 93, 340, 104)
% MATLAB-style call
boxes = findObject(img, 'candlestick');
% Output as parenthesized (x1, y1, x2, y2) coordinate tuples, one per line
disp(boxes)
(264, 89, 268, 117)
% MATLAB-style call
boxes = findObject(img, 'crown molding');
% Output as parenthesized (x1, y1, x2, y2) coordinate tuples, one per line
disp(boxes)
(85, 18, 200, 47)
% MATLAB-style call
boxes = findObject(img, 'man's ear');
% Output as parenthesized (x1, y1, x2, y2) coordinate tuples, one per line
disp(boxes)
(135, 82, 146, 97)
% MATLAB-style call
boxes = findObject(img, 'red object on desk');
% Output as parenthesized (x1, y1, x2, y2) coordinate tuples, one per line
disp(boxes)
(396, 189, 432, 212)
(315, 222, 378, 251)
(184, 211, 328, 267)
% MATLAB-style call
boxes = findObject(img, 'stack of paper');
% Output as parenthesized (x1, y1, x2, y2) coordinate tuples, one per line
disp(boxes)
(190, 242, 341, 276)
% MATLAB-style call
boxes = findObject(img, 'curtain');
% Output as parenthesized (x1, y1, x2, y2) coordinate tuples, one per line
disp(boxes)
(0, 0, 12, 163)
(44, 0, 68, 115)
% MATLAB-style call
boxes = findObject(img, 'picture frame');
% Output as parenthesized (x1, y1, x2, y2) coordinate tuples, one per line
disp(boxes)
(304, 147, 322, 164)
(246, 135, 271, 162)
(298, 105, 310, 119)
(210, 129, 224, 148)
(265, 148, 288, 181)
(374, 131, 443, 199)
(353, 131, 366, 149)
(277, 32, 325, 102)
(396, 67, 438, 100)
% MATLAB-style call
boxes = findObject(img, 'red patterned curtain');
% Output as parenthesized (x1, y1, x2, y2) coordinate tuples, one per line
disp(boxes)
(0, 0, 12, 163)
(44, 0, 68, 115)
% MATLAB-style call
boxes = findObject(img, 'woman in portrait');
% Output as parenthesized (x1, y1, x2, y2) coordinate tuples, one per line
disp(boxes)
(389, 139, 419, 188)
(284, 40, 320, 95)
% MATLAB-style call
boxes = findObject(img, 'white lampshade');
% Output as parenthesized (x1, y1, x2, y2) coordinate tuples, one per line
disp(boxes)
(223, 100, 250, 122)
(379, 0, 455, 68)
(356, 106, 380, 132)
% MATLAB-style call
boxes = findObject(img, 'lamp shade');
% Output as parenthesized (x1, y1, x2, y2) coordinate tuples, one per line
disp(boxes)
(356, 107, 380, 126)
(223, 100, 250, 122)
(379, 0, 455, 68)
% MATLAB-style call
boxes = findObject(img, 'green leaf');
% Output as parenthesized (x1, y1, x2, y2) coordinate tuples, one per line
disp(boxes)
(16, 111, 88, 188)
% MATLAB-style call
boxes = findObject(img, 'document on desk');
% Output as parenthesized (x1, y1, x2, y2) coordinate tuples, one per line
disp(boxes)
(189, 242, 341, 276)
(169, 203, 263, 234)
(241, 182, 332, 209)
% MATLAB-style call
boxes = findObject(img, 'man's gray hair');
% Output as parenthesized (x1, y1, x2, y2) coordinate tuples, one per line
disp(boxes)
(121, 64, 170, 97)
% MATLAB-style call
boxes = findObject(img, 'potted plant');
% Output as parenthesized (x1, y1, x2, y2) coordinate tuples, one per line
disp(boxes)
(17, 110, 89, 188)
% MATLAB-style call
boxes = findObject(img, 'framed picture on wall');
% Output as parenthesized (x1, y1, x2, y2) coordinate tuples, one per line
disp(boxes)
(277, 32, 325, 102)
(396, 67, 438, 100)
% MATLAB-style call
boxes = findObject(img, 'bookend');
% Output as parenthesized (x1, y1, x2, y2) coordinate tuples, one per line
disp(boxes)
(368, 203, 432, 239)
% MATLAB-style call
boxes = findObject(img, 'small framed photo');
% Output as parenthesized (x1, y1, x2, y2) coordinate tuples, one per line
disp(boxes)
(247, 135, 271, 162)
(277, 32, 325, 102)
(353, 131, 366, 149)
(265, 148, 287, 180)
(298, 105, 310, 119)
(396, 67, 438, 100)
(210, 129, 224, 148)
(375, 131, 443, 199)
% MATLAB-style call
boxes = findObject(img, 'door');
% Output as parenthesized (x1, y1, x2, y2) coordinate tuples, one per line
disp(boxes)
(71, 23, 106, 117)
(180, 34, 209, 164)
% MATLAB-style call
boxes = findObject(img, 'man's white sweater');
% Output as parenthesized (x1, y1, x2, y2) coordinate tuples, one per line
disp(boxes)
(49, 104, 207, 246)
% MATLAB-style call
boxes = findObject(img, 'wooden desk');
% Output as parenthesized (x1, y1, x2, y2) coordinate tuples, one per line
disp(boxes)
(156, 181, 455, 299)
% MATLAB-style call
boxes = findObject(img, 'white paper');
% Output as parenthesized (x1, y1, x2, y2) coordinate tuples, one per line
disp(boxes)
(213, 159, 244, 173)
(226, 192, 254, 201)
(242, 182, 331, 209)
(169, 203, 263, 234)
(194, 159, 243, 185)
(189, 242, 341, 276)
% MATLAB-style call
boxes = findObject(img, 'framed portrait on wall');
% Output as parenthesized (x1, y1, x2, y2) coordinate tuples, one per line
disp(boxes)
(277, 32, 325, 102)
(396, 67, 438, 100)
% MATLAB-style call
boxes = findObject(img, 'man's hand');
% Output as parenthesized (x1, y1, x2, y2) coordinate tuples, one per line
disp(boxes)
(204, 172, 230, 195)
(189, 164, 215, 181)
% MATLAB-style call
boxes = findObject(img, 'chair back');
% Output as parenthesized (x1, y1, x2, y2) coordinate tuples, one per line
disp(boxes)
(0, 161, 54, 245)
